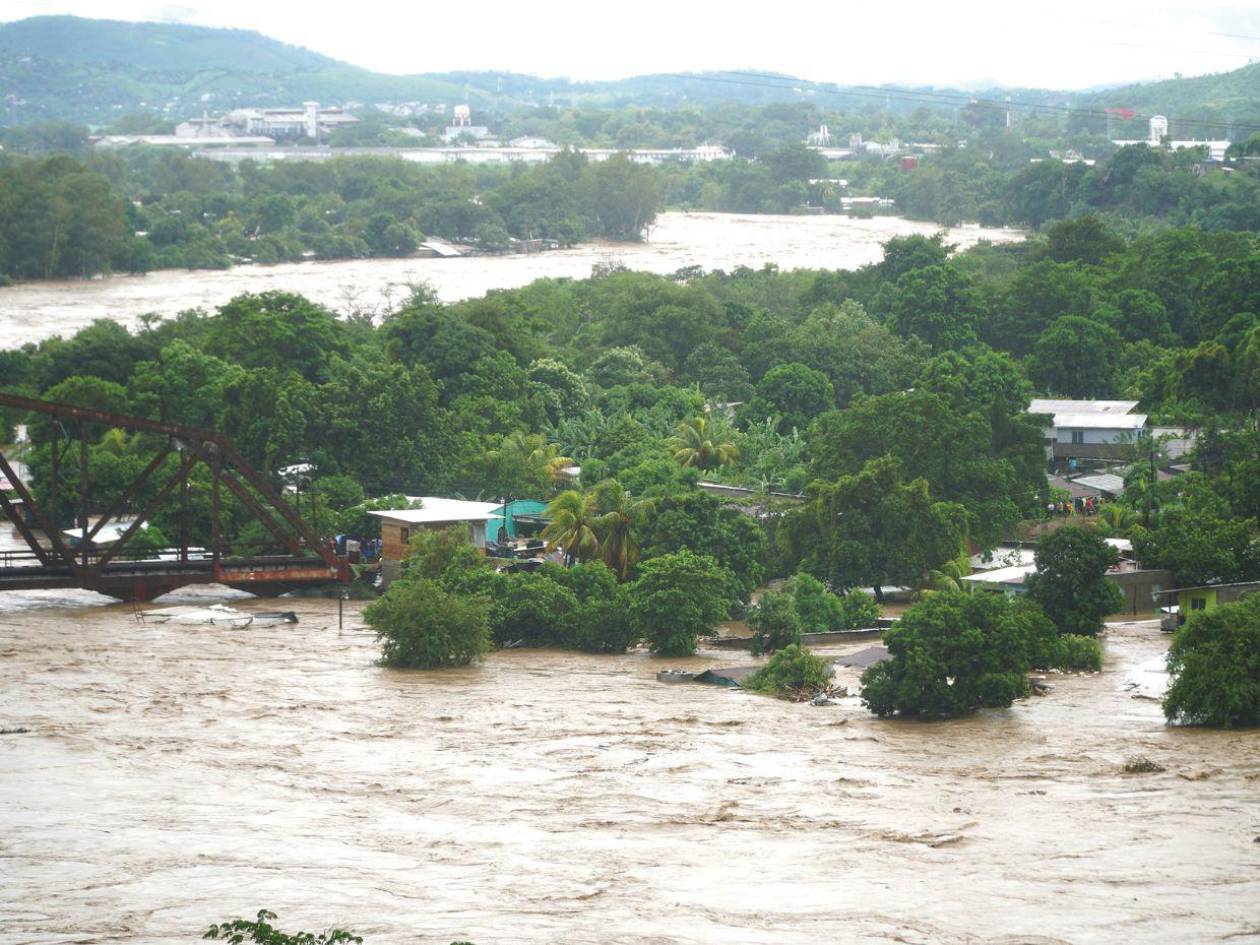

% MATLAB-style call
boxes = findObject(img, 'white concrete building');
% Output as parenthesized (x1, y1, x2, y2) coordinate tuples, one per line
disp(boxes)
(173, 103, 358, 143)
(1028, 399, 1147, 462)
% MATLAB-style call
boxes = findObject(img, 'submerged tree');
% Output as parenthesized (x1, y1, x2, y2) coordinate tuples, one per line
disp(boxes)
(630, 549, 732, 656)
(1164, 594, 1260, 728)
(860, 592, 1050, 719)
(1025, 527, 1123, 635)
(747, 589, 802, 656)
(364, 578, 492, 669)
(204, 910, 361, 945)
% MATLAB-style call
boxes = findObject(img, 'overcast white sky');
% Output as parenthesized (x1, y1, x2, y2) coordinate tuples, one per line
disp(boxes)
(5, 0, 1260, 89)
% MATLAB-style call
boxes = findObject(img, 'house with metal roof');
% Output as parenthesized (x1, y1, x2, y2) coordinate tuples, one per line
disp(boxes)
(1071, 473, 1127, 497)
(1027, 399, 1148, 463)
(369, 498, 502, 561)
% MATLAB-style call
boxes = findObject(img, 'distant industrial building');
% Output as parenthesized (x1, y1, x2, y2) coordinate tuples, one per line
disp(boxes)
(175, 102, 358, 142)
(96, 102, 359, 151)
(1113, 114, 1231, 162)
(193, 143, 733, 166)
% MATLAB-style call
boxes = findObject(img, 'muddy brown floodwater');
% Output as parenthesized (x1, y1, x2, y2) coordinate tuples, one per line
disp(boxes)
(2, 592, 1258, 945)
(0, 212, 1020, 348)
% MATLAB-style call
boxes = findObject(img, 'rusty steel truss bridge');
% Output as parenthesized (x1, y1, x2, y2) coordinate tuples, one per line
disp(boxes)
(0, 394, 349, 601)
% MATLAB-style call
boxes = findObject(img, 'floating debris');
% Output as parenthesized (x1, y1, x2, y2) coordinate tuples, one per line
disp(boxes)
(138, 605, 297, 628)
(693, 666, 759, 687)
(1120, 656, 1170, 700)
(656, 670, 696, 684)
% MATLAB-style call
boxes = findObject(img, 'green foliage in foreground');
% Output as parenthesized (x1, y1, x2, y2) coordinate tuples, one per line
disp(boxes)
(861, 593, 1049, 719)
(1164, 594, 1260, 728)
(364, 577, 492, 669)
(742, 644, 831, 696)
(204, 910, 362, 944)
(202, 909, 475, 945)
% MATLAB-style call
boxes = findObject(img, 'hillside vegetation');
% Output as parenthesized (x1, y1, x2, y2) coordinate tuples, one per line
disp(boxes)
(5, 15, 1260, 130)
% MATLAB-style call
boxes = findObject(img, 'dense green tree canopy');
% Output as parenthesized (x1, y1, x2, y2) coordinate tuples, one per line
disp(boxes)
(860, 592, 1054, 719)
(783, 456, 966, 599)
(1164, 594, 1260, 728)
(1025, 527, 1125, 636)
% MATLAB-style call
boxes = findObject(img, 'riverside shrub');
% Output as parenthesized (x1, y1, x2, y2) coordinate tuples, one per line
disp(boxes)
(630, 549, 732, 656)
(1050, 633, 1104, 672)
(1164, 594, 1260, 728)
(860, 591, 1035, 719)
(365, 578, 492, 669)
(743, 643, 831, 695)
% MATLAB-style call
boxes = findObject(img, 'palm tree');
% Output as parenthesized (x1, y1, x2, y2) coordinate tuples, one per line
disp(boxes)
(485, 432, 573, 495)
(1097, 502, 1138, 536)
(541, 490, 601, 565)
(668, 415, 738, 471)
(923, 557, 972, 595)
(589, 480, 655, 581)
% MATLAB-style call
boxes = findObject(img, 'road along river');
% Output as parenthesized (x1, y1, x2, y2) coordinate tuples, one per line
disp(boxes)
(1, 593, 1257, 945)
(0, 212, 1020, 348)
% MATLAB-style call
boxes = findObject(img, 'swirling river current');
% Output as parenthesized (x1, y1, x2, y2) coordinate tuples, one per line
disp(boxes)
(1, 590, 1257, 945)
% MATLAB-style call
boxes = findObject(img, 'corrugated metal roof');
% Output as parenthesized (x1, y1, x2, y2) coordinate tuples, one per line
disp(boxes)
(1048, 474, 1101, 499)
(963, 563, 1036, 586)
(1028, 399, 1139, 415)
(1053, 412, 1147, 430)
(369, 498, 501, 524)
(1072, 473, 1126, 495)
(970, 547, 1037, 570)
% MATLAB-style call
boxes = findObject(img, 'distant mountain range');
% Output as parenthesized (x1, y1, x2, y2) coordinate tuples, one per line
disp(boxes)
(0, 14, 1255, 137)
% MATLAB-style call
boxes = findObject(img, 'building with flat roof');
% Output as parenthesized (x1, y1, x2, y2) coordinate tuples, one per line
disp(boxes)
(370, 498, 501, 558)
(172, 103, 358, 143)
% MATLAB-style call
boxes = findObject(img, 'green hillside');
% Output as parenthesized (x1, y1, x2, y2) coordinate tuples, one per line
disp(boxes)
(1074, 63, 1260, 137)
(3, 14, 1260, 136)
(0, 15, 339, 73)
(0, 15, 473, 124)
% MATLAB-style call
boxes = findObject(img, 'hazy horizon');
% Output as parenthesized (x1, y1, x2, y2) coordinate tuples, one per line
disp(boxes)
(4, 0, 1260, 91)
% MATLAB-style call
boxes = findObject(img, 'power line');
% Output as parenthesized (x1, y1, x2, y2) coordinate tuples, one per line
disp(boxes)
(1090, 39, 1256, 60)
(1080, 16, 1260, 45)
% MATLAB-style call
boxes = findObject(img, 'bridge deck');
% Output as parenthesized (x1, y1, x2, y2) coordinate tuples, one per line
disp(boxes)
(0, 554, 345, 599)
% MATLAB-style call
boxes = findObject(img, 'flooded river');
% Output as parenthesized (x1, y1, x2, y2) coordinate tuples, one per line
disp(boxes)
(0, 212, 1020, 348)
(2, 593, 1257, 945)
